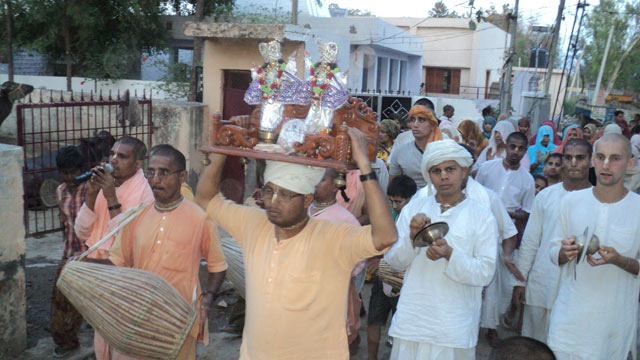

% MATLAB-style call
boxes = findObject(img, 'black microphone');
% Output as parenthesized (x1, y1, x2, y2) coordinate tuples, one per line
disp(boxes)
(74, 163, 113, 184)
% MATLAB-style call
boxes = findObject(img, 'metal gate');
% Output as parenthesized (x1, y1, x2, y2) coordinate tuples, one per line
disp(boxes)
(16, 89, 153, 237)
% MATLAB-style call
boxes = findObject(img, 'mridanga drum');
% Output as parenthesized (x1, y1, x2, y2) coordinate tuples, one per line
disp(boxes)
(377, 259, 404, 293)
(57, 260, 196, 360)
(221, 237, 246, 298)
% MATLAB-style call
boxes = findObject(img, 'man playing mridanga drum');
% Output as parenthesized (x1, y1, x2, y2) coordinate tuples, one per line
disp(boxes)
(74, 136, 154, 360)
(383, 139, 498, 360)
(548, 134, 640, 359)
(105, 144, 228, 359)
(196, 128, 397, 359)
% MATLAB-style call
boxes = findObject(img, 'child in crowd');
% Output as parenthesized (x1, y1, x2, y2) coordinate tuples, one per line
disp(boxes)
(533, 174, 548, 196)
(51, 146, 88, 357)
(543, 153, 563, 186)
(367, 175, 417, 359)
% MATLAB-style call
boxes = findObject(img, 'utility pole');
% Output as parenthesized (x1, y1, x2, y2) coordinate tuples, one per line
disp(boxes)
(501, 0, 518, 114)
(5, 0, 14, 82)
(292, 0, 298, 25)
(544, 0, 565, 95)
(592, 25, 614, 106)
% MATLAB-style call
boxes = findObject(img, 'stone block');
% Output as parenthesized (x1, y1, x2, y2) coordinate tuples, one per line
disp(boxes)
(0, 143, 27, 357)
(151, 100, 208, 190)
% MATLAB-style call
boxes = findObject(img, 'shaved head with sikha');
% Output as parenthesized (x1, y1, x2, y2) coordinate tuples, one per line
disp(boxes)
(593, 134, 635, 188)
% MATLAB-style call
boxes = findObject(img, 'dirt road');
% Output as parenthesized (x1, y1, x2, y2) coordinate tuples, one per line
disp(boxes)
(20, 233, 503, 359)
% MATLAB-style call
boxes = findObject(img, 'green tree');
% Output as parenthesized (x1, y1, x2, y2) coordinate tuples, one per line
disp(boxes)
(4, 0, 169, 89)
(582, 0, 640, 94)
(327, 3, 373, 17)
(429, 1, 460, 18)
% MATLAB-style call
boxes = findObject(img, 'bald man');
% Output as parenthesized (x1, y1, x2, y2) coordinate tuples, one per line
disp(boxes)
(548, 134, 640, 359)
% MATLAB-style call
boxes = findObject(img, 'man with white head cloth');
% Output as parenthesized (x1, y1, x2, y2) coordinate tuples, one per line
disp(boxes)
(406, 143, 520, 346)
(196, 128, 397, 360)
(384, 139, 498, 360)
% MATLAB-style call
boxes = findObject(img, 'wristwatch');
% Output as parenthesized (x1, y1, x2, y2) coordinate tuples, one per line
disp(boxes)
(108, 203, 122, 211)
(359, 172, 377, 182)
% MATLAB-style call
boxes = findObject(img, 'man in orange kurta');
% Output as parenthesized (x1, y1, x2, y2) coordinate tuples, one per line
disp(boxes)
(73, 137, 154, 360)
(108, 144, 227, 359)
(196, 128, 398, 360)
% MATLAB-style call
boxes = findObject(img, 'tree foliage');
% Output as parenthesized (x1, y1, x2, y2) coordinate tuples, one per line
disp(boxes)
(327, 3, 374, 17)
(428, 1, 461, 18)
(161, 0, 233, 17)
(4, 0, 169, 80)
(582, 0, 640, 93)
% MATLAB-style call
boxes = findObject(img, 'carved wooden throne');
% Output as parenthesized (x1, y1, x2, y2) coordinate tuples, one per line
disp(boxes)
(200, 97, 379, 170)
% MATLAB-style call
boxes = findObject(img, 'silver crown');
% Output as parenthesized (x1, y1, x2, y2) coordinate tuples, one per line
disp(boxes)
(317, 39, 338, 64)
(259, 40, 283, 63)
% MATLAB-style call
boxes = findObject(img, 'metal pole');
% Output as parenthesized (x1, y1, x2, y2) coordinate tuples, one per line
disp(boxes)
(544, 0, 565, 95)
(502, 0, 519, 114)
(292, 0, 298, 25)
(592, 26, 614, 106)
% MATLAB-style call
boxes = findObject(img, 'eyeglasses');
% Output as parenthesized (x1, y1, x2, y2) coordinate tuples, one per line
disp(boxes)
(144, 169, 183, 179)
(260, 186, 304, 203)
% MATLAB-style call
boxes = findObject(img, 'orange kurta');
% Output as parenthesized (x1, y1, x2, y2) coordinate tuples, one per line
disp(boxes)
(109, 200, 228, 359)
(207, 193, 384, 360)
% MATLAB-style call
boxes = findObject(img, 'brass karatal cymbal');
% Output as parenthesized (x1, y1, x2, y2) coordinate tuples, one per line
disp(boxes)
(412, 222, 449, 248)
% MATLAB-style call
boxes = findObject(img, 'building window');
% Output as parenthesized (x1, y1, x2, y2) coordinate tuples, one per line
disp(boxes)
(362, 55, 371, 91)
(425, 67, 461, 94)
(399, 61, 406, 91)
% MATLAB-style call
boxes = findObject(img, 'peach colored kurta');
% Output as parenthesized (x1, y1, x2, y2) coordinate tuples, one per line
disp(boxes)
(207, 194, 384, 360)
(74, 168, 154, 259)
(73, 168, 154, 360)
(109, 200, 228, 359)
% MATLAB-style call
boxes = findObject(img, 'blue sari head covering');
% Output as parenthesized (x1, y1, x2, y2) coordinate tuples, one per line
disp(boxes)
(482, 116, 497, 139)
(528, 125, 557, 175)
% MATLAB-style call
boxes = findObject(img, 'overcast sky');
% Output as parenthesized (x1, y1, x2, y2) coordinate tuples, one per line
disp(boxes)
(329, 0, 581, 51)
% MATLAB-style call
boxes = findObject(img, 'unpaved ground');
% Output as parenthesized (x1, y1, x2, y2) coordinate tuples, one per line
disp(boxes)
(20, 232, 504, 360)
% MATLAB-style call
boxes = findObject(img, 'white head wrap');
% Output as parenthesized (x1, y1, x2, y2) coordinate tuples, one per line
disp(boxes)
(263, 161, 325, 195)
(604, 123, 622, 135)
(420, 139, 473, 184)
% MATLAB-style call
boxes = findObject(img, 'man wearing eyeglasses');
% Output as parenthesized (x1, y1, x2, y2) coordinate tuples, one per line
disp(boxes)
(105, 144, 228, 360)
(196, 127, 397, 360)
(73, 136, 154, 360)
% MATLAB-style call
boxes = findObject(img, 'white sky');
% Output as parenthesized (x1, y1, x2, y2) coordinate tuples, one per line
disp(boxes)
(329, 0, 581, 52)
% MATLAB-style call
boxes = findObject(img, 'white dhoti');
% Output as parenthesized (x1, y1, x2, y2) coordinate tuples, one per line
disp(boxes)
(481, 249, 515, 329)
(521, 304, 551, 343)
(390, 338, 475, 360)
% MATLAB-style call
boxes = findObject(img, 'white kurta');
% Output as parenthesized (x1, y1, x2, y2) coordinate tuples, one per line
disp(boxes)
(548, 189, 640, 359)
(517, 183, 581, 309)
(415, 179, 517, 329)
(475, 158, 535, 213)
(384, 195, 498, 352)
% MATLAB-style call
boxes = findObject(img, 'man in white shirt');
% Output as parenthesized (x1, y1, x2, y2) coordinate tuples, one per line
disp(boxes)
(548, 134, 640, 360)
(439, 104, 454, 124)
(475, 132, 535, 218)
(475, 131, 534, 344)
(384, 139, 498, 360)
(512, 138, 592, 342)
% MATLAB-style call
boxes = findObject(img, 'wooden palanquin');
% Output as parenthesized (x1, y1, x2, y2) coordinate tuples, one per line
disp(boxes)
(200, 97, 379, 170)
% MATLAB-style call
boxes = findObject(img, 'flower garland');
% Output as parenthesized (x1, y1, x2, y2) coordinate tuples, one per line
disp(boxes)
(256, 61, 287, 100)
(309, 62, 340, 104)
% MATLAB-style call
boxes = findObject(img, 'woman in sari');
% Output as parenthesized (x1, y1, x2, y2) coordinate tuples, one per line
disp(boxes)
(552, 124, 582, 154)
(376, 119, 400, 167)
(482, 116, 497, 139)
(473, 121, 529, 172)
(528, 125, 557, 175)
(458, 119, 488, 156)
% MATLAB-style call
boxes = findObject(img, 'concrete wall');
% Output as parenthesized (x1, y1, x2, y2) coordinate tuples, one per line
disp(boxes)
(0, 144, 27, 358)
(151, 100, 208, 189)
(384, 17, 509, 96)
(0, 74, 182, 101)
(201, 38, 306, 116)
